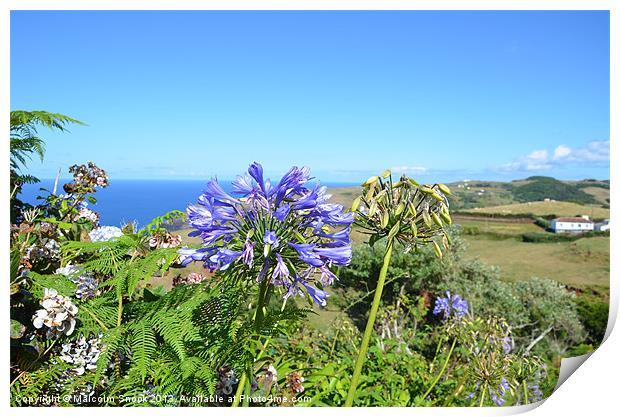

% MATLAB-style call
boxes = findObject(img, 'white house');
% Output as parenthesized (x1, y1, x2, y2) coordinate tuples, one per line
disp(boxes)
(550, 217, 594, 233)
(594, 219, 610, 232)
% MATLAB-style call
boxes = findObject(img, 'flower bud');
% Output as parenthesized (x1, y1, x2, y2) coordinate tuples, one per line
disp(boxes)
(438, 184, 451, 195)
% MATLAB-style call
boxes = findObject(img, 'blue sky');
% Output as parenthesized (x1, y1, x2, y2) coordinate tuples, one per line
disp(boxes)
(11, 11, 609, 183)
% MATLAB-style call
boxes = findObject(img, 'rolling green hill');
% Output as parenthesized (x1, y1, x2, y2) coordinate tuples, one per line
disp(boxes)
(447, 176, 608, 210)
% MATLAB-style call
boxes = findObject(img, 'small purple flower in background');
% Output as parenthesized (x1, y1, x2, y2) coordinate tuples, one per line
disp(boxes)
(179, 162, 352, 306)
(528, 383, 544, 403)
(502, 336, 513, 354)
(433, 290, 469, 319)
(490, 378, 510, 406)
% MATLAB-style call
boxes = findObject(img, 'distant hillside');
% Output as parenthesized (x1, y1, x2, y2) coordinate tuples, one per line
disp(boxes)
(511, 176, 598, 205)
(447, 176, 608, 210)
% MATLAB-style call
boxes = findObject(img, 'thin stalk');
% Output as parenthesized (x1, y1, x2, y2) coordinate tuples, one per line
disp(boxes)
(423, 338, 457, 398)
(479, 383, 487, 407)
(344, 236, 395, 406)
(522, 381, 529, 405)
(232, 372, 247, 407)
(233, 278, 271, 408)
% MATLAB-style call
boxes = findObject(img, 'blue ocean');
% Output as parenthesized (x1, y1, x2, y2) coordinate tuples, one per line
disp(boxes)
(19, 179, 357, 228)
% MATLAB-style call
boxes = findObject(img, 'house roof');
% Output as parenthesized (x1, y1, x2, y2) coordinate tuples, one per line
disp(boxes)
(554, 217, 593, 223)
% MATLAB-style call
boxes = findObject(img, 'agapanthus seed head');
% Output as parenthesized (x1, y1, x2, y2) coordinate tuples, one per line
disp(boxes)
(353, 171, 451, 254)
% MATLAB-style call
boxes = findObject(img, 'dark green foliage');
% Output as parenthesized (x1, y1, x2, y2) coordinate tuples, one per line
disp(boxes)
(513, 176, 597, 204)
(522, 230, 609, 243)
(10, 110, 84, 223)
(574, 290, 609, 345)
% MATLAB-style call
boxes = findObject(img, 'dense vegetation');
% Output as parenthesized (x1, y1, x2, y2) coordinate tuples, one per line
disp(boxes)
(9, 110, 607, 407)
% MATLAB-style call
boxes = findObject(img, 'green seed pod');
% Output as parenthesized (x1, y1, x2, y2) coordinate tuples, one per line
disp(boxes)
(381, 169, 391, 178)
(437, 183, 451, 195)
(420, 186, 434, 194)
(431, 212, 443, 227)
(363, 175, 379, 186)
(422, 211, 432, 228)
(440, 210, 452, 225)
(408, 204, 417, 218)
(430, 192, 444, 202)
(366, 183, 377, 200)
(395, 202, 405, 216)
(380, 211, 390, 228)
(411, 221, 418, 237)
(407, 178, 420, 188)
(368, 201, 378, 217)
(351, 196, 362, 212)
(432, 241, 443, 258)
(388, 222, 400, 240)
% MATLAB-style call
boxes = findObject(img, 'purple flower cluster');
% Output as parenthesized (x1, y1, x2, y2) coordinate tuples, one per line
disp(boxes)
(433, 290, 469, 319)
(179, 162, 353, 306)
(490, 378, 510, 406)
(466, 378, 510, 406)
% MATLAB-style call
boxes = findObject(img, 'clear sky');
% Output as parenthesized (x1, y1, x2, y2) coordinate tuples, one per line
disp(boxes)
(11, 10, 610, 183)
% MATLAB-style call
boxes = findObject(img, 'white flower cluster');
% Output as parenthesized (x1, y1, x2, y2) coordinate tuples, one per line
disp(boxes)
(32, 288, 78, 338)
(25, 239, 61, 262)
(88, 226, 123, 242)
(75, 207, 100, 225)
(59, 334, 102, 375)
(56, 265, 99, 300)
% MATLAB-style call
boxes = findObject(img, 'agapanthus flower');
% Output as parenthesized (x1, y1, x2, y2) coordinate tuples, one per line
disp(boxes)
(433, 291, 469, 319)
(89, 226, 123, 242)
(32, 288, 78, 338)
(179, 162, 352, 306)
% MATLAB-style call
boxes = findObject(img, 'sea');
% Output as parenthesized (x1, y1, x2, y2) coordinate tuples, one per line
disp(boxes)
(19, 179, 358, 228)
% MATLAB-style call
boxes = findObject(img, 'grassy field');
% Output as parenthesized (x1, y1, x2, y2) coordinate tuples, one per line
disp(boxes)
(460, 200, 610, 219)
(454, 217, 543, 236)
(581, 186, 611, 205)
(463, 235, 610, 287)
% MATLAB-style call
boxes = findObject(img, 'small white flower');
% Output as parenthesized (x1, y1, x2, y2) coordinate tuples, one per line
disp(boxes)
(32, 288, 78, 338)
(89, 226, 123, 242)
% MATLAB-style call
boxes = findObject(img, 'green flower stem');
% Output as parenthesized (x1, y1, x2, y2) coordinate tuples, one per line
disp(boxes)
(232, 372, 247, 407)
(344, 236, 395, 407)
(233, 278, 272, 408)
(479, 383, 487, 407)
(522, 381, 529, 405)
(422, 338, 457, 399)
